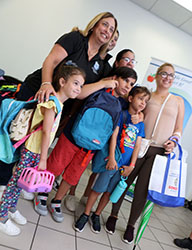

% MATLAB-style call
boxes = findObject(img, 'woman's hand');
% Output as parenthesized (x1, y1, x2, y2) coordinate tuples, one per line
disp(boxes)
(35, 84, 56, 103)
(131, 111, 144, 124)
(164, 140, 175, 154)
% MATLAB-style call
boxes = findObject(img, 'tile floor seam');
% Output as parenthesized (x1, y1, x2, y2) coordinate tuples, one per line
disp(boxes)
(37, 223, 76, 237)
(0, 244, 18, 250)
(73, 212, 78, 250)
(148, 224, 167, 233)
(75, 235, 112, 248)
(147, 224, 167, 249)
(29, 215, 41, 250)
(149, 225, 178, 249)
(101, 213, 114, 250)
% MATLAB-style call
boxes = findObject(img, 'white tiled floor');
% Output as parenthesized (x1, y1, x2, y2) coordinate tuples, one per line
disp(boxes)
(0, 167, 191, 250)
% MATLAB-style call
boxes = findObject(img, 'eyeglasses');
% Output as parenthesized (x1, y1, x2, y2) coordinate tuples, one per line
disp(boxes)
(121, 57, 137, 65)
(158, 71, 175, 80)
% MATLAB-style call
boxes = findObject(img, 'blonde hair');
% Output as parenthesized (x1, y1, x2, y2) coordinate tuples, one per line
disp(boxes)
(72, 12, 118, 54)
(156, 63, 175, 76)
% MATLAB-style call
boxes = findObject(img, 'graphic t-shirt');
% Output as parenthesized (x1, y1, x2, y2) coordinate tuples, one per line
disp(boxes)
(117, 110, 145, 167)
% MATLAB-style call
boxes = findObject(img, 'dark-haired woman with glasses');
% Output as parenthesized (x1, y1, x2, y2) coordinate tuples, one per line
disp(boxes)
(105, 63, 184, 244)
(113, 49, 137, 69)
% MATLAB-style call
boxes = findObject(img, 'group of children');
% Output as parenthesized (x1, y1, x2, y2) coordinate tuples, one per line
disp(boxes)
(0, 64, 151, 241)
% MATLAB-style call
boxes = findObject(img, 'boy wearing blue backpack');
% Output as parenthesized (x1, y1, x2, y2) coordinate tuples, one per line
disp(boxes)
(0, 65, 85, 236)
(34, 67, 138, 223)
(73, 86, 151, 234)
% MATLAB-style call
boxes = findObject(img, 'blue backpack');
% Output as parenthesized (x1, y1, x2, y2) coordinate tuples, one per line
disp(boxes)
(71, 89, 122, 150)
(0, 96, 61, 164)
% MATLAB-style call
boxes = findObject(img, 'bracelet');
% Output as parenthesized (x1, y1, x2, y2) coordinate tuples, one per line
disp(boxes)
(169, 135, 180, 142)
(129, 163, 135, 168)
(173, 132, 181, 138)
(41, 81, 52, 86)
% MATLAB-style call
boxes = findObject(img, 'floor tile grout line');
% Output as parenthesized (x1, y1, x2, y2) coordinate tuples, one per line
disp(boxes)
(101, 213, 114, 250)
(0, 244, 18, 250)
(147, 223, 175, 249)
(74, 212, 78, 250)
(29, 215, 41, 250)
(147, 224, 165, 249)
(37, 223, 76, 238)
(75, 236, 113, 248)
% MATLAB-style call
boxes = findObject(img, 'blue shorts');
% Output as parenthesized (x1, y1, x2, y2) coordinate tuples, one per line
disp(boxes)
(92, 169, 121, 194)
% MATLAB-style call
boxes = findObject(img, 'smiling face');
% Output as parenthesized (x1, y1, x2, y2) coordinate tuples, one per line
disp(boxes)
(107, 31, 119, 52)
(60, 74, 85, 99)
(114, 77, 136, 98)
(92, 17, 116, 45)
(156, 65, 175, 90)
(115, 51, 136, 69)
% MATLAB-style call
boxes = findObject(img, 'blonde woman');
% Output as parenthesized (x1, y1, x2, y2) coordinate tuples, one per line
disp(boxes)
(0, 12, 118, 201)
(105, 63, 184, 244)
(17, 12, 118, 101)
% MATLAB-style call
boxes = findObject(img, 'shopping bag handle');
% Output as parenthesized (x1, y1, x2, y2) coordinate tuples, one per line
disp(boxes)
(169, 139, 183, 161)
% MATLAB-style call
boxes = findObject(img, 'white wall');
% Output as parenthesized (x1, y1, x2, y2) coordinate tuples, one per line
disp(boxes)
(1, 0, 192, 199)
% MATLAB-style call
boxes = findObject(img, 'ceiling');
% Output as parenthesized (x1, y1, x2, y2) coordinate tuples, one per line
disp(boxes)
(129, 0, 192, 36)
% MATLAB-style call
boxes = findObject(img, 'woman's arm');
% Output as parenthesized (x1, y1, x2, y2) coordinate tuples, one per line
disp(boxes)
(106, 126, 119, 171)
(35, 44, 68, 102)
(164, 96, 184, 154)
(131, 111, 144, 124)
(38, 107, 56, 171)
(77, 77, 118, 99)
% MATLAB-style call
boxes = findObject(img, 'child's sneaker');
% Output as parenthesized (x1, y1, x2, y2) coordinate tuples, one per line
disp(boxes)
(0, 219, 20, 236)
(34, 194, 48, 216)
(20, 190, 34, 200)
(73, 213, 89, 232)
(104, 216, 117, 234)
(49, 200, 64, 223)
(122, 225, 134, 244)
(8, 210, 27, 225)
(90, 212, 101, 233)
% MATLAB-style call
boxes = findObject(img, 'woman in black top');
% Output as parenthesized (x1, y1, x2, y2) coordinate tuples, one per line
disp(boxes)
(0, 12, 118, 200)
(17, 12, 118, 101)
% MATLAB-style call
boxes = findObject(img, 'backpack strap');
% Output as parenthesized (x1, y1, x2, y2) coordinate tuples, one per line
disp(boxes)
(13, 96, 61, 149)
(49, 96, 62, 115)
(81, 149, 92, 167)
(106, 88, 114, 96)
(119, 111, 128, 153)
(13, 125, 43, 149)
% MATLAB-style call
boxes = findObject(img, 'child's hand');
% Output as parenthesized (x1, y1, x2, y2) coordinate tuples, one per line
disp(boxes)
(38, 159, 47, 171)
(120, 165, 134, 177)
(131, 111, 144, 124)
(100, 78, 118, 90)
(106, 157, 118, 170)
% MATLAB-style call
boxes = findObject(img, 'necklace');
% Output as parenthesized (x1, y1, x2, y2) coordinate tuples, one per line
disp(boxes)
(153, 92, 169, 105)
